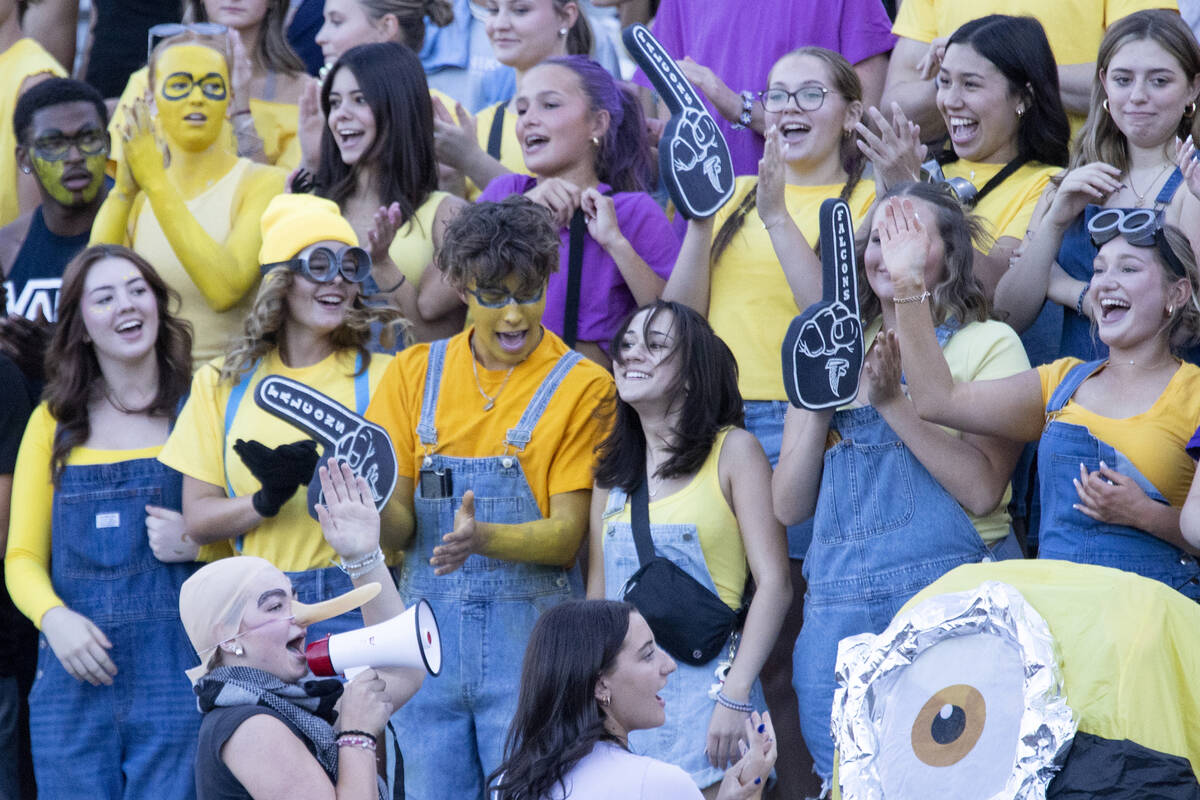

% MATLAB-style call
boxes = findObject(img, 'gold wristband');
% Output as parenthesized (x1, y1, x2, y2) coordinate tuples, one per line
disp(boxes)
(893, 290, 931, 305)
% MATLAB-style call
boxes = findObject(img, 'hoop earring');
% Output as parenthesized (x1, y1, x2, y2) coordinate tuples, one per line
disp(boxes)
(1168, 305, 1175, 316)
(1186, 101, 1197, 118)
(1102, 99, 1110, 114)
(599, 694, 610, 706)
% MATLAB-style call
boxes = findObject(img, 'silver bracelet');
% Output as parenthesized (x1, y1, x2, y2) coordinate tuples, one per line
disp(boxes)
(336, 547, 384, 578)
(893, 290, 931, 305)
(715, 690, 754, 714)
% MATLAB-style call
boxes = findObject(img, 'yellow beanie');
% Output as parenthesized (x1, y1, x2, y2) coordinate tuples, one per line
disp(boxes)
(259, 194, 359, 265)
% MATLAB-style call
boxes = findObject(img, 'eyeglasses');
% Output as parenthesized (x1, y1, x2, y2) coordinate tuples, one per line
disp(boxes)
(160, 71, 228, 101)
(31, 128, 107, 160)
(760, 86, 831, 113)
(465, 284, 545, 308)
(262, 246, 373, 284)
(147, 22, 228, 64)
(1088, 208, 1188, 278)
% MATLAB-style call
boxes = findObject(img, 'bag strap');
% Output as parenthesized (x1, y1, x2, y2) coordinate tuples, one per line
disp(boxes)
(630, 476, 657, 566)
(563, 208, 586, 347)
(486, 103, 506, 161)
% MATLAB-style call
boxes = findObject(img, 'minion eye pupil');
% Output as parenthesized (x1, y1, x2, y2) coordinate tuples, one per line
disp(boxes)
(930, 704, 966, 745)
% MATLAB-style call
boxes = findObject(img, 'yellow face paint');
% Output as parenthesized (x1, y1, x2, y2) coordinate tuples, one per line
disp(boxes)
(155, 44, 230, 152)
(30, 150, 107, 206)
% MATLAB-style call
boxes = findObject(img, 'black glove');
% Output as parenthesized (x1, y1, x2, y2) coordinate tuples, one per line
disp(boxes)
(233, 439, 320, 518)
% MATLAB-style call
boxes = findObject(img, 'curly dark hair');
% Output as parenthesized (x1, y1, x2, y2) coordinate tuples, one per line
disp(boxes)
(436, 196, 560, 296)
(43, 245, 193, 484)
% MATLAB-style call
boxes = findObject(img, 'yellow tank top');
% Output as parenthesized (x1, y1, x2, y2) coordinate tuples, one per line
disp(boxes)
(607, 427, 747, 609)
(132, 158, 257, 368)
(386, 190, 450, 287)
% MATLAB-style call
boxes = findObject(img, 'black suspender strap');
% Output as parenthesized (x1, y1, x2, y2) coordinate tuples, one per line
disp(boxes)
(563, 208, 586, 348)
(486, 103, 506, 161)
(630, 476, 656, 566)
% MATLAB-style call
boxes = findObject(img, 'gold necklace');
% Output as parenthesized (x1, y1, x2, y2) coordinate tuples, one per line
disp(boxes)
(470, 351, 515, 411)
(1125, 163, 1172, 207)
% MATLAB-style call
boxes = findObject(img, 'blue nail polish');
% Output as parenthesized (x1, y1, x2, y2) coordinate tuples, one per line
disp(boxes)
(757, 724, 765, 733)
(754, 777, 762, 785)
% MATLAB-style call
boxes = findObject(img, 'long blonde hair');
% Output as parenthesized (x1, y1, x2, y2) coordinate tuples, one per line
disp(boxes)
(220, 269, 408, 383)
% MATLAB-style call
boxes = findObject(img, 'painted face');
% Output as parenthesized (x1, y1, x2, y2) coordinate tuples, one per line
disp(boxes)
(936, 43, 1022, 164)
(465, 272, 547, 369)
(24, 100, 109, 207)
(154, 44, 230, 152)
(285, 239, 361, 340)
(315, 0, 391, 66)
(614, 307, 682, 409)
(764, 53, 859, 173)
(1090, 236, 1187, 350)
(515, 63, 606, 179)
(1103, 38, 1200, 150)
(597, 612, 676, 738)
(481, 0, 572, 72)
(863, 196, 947, 303)
(202, 0, 270, 32)
(80, 256, 161, 365)
(327, 67, 377, 166)
(229, 568, 310, 683)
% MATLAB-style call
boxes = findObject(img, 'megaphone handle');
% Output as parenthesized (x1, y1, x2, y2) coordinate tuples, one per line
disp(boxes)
(343, 665, 369, 681)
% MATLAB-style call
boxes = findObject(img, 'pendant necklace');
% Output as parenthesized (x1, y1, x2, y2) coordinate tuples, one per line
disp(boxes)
(471, 351, 514, 411)
(1125, 163, 1172, 207)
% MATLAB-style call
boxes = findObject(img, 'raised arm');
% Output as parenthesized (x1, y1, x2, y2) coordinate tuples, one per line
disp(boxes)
(661, 216, 715, 315)
(756, 126, 823, 310)
(880, 37, 946, 139)
(433, 99, 511, 195)
(772, 405, 833, 526)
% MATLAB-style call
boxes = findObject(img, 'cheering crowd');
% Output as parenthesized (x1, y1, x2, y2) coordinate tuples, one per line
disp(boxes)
(2, 0, 1200, 798)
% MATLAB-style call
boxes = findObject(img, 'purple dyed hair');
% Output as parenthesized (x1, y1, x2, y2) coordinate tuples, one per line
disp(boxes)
(542, 55, 654, 193)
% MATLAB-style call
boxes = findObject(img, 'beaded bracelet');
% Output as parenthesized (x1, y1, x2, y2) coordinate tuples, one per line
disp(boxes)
(336, 547, 384, 579)
(337, 735, 377, 752)
(893, 290, 931, 305)
(337, 729, 377, 744)
(715, 690, 754, 714)
(731, 90, 754, 130)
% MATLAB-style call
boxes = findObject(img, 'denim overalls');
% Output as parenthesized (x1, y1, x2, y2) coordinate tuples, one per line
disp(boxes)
(28, 456, 200, 799)
(1057, 170, 1183, 362)
(600, 485, 767, 789)
(793, 325, 1002, 780)
(224, 355, 370, 642)
(1037, 360, 1200, 598)
(391, 340, 582, 800)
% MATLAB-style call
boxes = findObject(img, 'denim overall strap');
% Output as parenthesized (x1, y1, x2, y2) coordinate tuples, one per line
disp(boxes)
(416, 339, 449, 448)
(1045, 359, 1106, 415)
(351, 351, 368, 414)
(600, 494, 764, 788)
(504, 349, 583, 451)
(1154, 168, 1183, 210)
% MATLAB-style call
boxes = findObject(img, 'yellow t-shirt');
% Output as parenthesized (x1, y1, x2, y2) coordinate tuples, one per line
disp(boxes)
(709, 176, 877, 401)
(387, 190, 451, 287)
(467, 101, 531, 201)
(5, 404, 227, 627)
(108, 67, 301, 169)
(366, 327, 613, 519)
(849, 317, 1031, 544)
(158, 348, 393, 572)
(603, 427, 747, 609)
(1037, 358, 1200, 507)
(0, 39, 66, 226)
(942, 160, 1059, 243)
(892, 0, 1175, 134)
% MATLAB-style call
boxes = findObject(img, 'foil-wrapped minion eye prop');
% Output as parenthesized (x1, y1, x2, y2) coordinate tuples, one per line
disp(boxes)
(832, 560, 1200, 799)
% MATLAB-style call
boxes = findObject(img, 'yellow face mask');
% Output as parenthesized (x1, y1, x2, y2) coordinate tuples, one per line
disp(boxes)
(154, 44, 230, 152)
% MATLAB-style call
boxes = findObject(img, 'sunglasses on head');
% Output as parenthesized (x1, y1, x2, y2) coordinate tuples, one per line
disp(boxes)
(261, 246, 372, 284)
(147, 22, 228, 64)
(1088, 208, 1188, 278)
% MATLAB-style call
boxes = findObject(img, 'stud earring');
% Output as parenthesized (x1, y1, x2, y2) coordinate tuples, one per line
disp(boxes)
(1168, 305, 1175, 316)
(558, 27, 568, 37)
(599, 694, 611, 706)
(21, 166, 30, 174)
(234, 644, 244, 657)
(591, 136, 600, 148)
(1016, 106, 1025, 117)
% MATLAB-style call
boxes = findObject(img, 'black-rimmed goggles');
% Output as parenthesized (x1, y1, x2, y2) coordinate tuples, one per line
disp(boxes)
(261, 246, 372, 284)
(147, 22, 228, 64)
(1088, 208, 1188, 278)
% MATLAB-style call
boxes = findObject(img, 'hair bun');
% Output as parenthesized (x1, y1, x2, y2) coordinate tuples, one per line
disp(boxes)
(425, 0, 454, 28)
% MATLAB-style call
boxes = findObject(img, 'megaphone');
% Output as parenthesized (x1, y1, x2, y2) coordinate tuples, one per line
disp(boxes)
(306, 599, 442, 677)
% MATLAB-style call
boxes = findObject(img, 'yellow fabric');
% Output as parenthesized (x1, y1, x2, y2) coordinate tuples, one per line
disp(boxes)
(259, 193, 357, 263)
(0, 39, 66, 226)
(128, 158, 275, 367)
(709, 176, 877, 401)
(1037, 357, 1200, 507)
(5, 404, 226, 628)
(604, 427, 747, 609)
(901, 559, 1200, 779)
(892, 0, 1175, 135)
(852, 317, 1030, 544)
(466, 101, 531, 201)
(366, 327, 613, 518)
(158, 349, 393, 572)
(387, 190, 451, 287)
(941, 160, 1060, 242)
(108, 67, 301, 168)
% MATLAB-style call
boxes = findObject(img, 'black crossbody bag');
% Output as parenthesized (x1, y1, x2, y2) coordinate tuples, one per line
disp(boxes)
(619, 476, 747, 665)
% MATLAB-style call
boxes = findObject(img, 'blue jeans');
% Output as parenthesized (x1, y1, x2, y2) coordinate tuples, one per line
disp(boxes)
(30, 457, 200, 799)
(744, 400, 813, 559)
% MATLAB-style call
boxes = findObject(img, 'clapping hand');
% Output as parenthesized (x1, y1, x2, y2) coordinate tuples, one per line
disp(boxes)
(232, 438, 321, 518)
(316, 457, 380, 562)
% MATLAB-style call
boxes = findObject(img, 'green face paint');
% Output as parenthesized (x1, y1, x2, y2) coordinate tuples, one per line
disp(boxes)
(30, 150, 107, 206)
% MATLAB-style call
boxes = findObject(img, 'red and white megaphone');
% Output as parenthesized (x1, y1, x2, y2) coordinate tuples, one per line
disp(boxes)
(306, 599, 442, 678)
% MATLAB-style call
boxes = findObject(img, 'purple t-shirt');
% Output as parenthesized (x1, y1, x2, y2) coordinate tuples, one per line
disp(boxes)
(634, 0, 897, 176)
(477, 174, 680, 352)
(1188, 424, 1200, 460)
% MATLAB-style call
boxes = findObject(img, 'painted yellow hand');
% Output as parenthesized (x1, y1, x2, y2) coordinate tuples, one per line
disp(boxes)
(122, 97, 168, 190)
